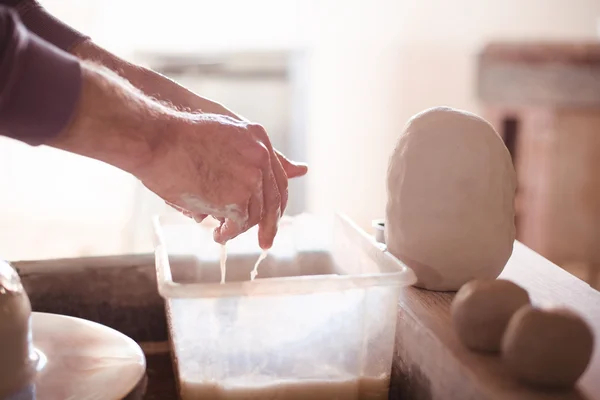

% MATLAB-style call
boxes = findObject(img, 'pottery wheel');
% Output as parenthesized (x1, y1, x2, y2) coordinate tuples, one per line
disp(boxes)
(14, 312, 146, 400)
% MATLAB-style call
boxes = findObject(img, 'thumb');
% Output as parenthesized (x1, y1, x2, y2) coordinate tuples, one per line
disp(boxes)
(275, 150, 308, 178)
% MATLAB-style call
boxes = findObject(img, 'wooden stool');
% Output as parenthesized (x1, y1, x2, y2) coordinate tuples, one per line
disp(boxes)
(477, 42, 600, 288)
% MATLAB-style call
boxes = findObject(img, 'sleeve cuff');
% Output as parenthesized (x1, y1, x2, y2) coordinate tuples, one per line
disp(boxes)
(14, 0, 89, 52)
(0, 16, 82, 146)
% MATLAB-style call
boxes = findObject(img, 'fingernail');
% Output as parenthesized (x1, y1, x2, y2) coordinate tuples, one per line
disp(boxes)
(259, 239, 272, 250)
(259, 227, 277, 250)
(215, 219, 243, 244)
(213, 227, 228, 244)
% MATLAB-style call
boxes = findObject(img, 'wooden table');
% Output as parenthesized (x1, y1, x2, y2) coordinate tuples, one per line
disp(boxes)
(12, 241, 600, 400)
(391, 242, 600, 400)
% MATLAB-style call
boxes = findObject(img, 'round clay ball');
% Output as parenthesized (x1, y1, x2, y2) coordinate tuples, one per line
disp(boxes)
(502, 305, 594, 390)
(451, 279, 530, 352)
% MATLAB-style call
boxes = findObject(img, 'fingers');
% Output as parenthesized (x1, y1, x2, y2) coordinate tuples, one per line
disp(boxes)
(195, 120, 306, 249)
(213, 188, 263, 245)
(249, 126, 288, 213)
(246, 187, 264, 231)
(213, 184, 263, 244)
(267, 148, 289, 215)
(257, 154, 281, 250)
(247, 126, 285, 249)
(213, 218, 244, 244)
(275, 149, 308, 179)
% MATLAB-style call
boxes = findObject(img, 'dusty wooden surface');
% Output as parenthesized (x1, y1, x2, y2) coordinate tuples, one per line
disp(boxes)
(15, 254, 168, 342)
(143, 349, 178, 400)
(391, 242, 600, 400)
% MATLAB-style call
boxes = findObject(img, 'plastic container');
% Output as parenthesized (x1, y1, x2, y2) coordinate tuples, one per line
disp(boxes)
(153, 213, 416, 400)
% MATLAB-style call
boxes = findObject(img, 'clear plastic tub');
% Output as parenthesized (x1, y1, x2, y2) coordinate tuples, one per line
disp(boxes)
(153, 213, 416, 400)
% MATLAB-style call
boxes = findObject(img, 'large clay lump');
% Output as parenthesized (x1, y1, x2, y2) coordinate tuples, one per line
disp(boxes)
(385, 107, 516, 291)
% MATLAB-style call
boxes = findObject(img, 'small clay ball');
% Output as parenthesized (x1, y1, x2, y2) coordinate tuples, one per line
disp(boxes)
(451, 279, 530, 352)
(502, 305, 594, 390)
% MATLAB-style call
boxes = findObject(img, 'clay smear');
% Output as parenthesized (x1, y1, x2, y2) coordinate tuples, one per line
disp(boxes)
(219, 244, 227, 284)
(219, 245, 269, 284)
(250, 250, 269, 281)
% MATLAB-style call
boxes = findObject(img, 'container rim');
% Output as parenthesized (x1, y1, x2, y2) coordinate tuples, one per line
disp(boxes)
(153, 213, 417, 299)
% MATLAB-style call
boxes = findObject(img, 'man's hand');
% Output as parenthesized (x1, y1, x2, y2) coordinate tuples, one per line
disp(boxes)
(49, 61, 307, 249)
(138, 114, 306, 248)
(70, 41, 309, 247)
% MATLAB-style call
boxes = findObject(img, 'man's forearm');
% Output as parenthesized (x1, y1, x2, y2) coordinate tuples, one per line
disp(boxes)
(71, 40, 246, 121)
(49, 61, 168, 174)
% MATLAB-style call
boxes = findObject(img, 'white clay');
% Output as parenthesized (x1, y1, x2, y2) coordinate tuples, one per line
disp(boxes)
(219, 245, 269, 284)
(220, 244, 228, 284)
(0, 260, 36, 398)
(502, 305, 594, 390)
(385, 107, 517, 291)
(451, 279, 530, 352)
(250, 250, 269, 281)
(180, 193, 247, 228)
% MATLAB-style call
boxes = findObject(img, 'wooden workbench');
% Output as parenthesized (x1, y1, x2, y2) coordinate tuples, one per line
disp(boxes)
(390, 242, 600, 400)
(13, 241, 600, 400)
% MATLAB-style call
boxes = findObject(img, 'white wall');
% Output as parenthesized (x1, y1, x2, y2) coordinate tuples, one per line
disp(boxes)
(39, 0, 308, 55)
(303, 0, 600, 229)
(0, 137, 140, 260)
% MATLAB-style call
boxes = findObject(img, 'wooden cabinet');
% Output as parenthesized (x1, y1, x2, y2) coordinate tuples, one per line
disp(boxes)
(477, 42, 600, 288)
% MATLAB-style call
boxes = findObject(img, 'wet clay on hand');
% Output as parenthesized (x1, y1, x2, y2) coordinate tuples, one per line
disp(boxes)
(451, 279, 530, 352)
(502, 305, 594, 390)
(385, 107, 517, 291)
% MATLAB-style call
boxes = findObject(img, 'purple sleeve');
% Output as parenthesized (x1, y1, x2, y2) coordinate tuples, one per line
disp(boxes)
(0, 0, 88, 51)
(0, 6, 82, 146)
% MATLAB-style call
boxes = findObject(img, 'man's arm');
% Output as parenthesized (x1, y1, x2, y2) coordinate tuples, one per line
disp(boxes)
(48, 60, 294, 248)
(0, 1, 306, 248)
(0, 4, 158, 160)
(48, 60, 171, 174)
(6, 0, 307, 174)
